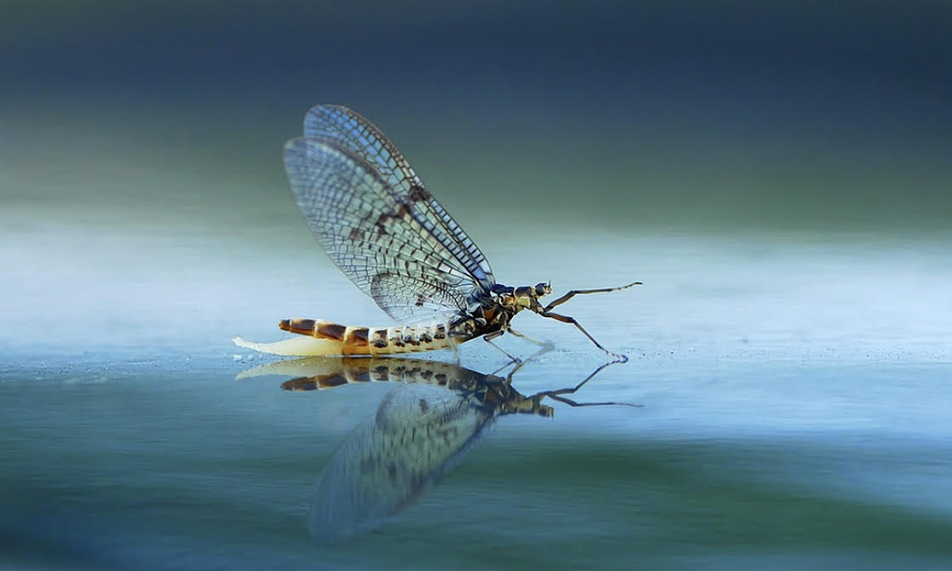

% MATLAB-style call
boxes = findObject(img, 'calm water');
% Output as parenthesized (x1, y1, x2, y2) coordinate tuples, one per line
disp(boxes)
(2, 225, 951, 570)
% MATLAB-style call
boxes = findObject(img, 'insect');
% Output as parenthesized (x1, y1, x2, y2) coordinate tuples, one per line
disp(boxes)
(233, 105, 639, 361)
(237, 355, 635, 542)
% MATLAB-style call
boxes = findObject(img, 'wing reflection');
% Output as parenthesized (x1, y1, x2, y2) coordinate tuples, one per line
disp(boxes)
(239, 356, 631, 543)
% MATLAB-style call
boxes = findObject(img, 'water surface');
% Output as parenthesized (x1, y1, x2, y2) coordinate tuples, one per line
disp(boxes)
(2, 224, 950, 570)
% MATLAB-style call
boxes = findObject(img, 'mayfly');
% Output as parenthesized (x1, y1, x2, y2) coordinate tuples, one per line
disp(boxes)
(237, 356, 636, 543)
(234, 105, 639, 360)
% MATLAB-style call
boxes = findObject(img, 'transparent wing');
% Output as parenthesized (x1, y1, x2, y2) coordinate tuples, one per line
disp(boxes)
(284, 104, 495, 321)
(307, 384, 494, 543)
(303, 105, 494, 289)
(369, 272, 471, 322)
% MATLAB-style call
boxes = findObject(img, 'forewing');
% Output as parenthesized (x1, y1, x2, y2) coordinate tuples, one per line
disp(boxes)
(302, 105, 494, 290)
(284, 137, 485, 321)
(307, 384, 494, 543)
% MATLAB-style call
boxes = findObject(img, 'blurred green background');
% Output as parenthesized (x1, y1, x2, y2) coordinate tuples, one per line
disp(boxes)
(3, 0, 950, 238)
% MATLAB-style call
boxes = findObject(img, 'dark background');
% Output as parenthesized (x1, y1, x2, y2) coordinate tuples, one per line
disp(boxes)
(3, 1, 950, 235)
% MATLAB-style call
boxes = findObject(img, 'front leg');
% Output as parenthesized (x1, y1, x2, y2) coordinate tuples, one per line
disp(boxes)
(544, 282, 641, 312)
(535, 359, 640, 407)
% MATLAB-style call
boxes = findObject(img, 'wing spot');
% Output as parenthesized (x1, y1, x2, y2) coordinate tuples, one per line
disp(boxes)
(408, 185, 431, 203)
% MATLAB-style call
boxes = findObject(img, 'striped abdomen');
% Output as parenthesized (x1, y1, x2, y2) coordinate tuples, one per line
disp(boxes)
(281, 357, 485, 391)
(279, 318, 456, 356)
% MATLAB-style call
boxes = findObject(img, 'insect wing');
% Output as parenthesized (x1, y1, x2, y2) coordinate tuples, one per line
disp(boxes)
(307, 384, 494, 543)
(284, 105, 495, 321)
(303, 105, 494, 290)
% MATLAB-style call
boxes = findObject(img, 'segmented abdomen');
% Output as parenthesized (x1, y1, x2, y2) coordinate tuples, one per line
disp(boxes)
(279, 318, 457, 356)
(281, 357, 486, 391)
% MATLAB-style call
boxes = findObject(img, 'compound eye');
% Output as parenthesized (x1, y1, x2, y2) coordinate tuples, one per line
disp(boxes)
(535, 283, 548, 296)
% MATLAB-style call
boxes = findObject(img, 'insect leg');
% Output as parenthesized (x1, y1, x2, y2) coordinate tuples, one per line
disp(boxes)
(534, 359, 640, 408)
(449, 339, 461, 366)
(483, 330, 520, 363)
(507, 327, 554, 350)
(501, 346, 553, 381)
(544, 282, 642, 312)
(545, 394, 641, 408)
(539, 310, 627, 361)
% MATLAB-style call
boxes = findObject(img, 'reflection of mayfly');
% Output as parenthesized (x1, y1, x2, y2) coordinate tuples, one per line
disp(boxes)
(234, 104, 639, 360)
(241, 356, 635, 543)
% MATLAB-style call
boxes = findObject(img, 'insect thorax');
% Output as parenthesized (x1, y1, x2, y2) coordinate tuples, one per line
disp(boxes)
(448, 282, 552, 340)
(490, 282, 551, 313)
